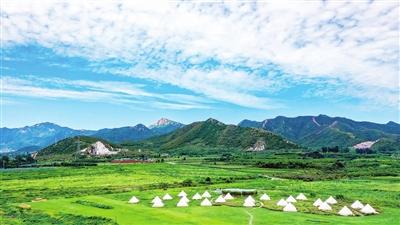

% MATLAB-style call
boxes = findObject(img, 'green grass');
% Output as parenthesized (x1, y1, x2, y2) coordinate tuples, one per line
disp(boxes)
(1, 162, 399, 224)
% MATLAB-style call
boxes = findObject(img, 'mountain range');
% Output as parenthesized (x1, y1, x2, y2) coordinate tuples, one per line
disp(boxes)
(37, 118, 298, 157)
(238, 114, 400, 148)
(1, 118, 184, 153)
(136, 118, 297, 151)
(2, 115, 399, 154)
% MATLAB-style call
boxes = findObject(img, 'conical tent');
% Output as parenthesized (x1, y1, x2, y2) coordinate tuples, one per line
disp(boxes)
(338, 206, 354, 216)
(326, 196, 337, 204)
(215, 195, 226, 203)
(177, 198, 189, 207)
(163, 193, 173, 200)
(224, 193, 234, 200)
(181, 196, 190, 203)
(152, 198, 164, 208)
(151, 196, 162, 204)
(243, 199, 255, 207)
(286, 195, 297, 203)
(283, 202, 297, 212)
(361, 204, 378, 214)
(296, 193, 307, 200)
(318, 201, 332, 211)
(260, 193, 270, 201)
(201, 198, 212, 206)
(202, 191, 211, 198)
(245, 195, 256, 203)
(178, 190, 187, 197)
(351, 200, 364, 209)
(277, 199, 288, 207)
(128, 196, 139, 204)
(192, 193, 202, 200)
(313, 198, 323, 207)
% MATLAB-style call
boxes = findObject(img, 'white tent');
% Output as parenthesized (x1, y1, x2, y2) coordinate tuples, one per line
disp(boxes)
(245, 195, 256, 203)
(318, 201, 332, 211)
(260, 193, 270, 201)
(128, 196, 139, 204)
(192, 193, 202, 200)
(338, 206, 354, 216)
(313, 198, 323, 207)
(326, 196, 337, 204)
(296, 193, 307, 200)
(215, 195, 226, 203)
(243, 199, 256, 207)
(162, 193, 173, 200)
(277, 198, 288, 207)
(286, 195, 297, 203)
(351, 200, 364, 209)
(177, 198, 189, 207)
(178, 190, 187, 197)
(202, 191, 211, 198)
(283, 202, 297, 212)
(201, 198, 212, 207)
(152, 198, 164, 208)
(361, 204, 378, 214)
(180, 195, 190, 203)
(224, 193, 234, 200)
(151, 196, 162, 204)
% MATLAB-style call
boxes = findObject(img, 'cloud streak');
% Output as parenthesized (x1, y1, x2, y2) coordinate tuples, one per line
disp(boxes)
(1, 1, 399, 108)
(1, 76, 211, 110)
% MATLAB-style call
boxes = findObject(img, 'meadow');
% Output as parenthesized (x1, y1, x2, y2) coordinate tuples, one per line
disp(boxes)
(1, 158, 399, 225)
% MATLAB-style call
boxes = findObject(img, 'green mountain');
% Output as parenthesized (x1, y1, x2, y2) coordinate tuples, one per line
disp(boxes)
(37, 136, 115, 157)
(239, 115, 400, 149)
(136, 118, 298, 151)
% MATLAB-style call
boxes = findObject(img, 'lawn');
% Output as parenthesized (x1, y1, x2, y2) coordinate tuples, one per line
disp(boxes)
(1, 162, 399, 224)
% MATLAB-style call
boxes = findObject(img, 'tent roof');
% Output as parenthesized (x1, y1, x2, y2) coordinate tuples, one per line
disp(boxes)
(215, 195, 226, 203)
(163, 193, 173, 200)
(286, 195, 297, 203)
(296, 193, 307, 200)
(277, 198, 288, 206)
(351, 200, 364, 209)
(201, 198, 212, 206)
(260, 193, 270, 201)
(202, 191, 211, 198)
(283, 202, 297, 212)
(192, 193, 202, 200)
(361, 204, 377, 214)
(338, 206, 354, 216)
(313, 198, 323, 206)
(318, 201, 332, 211)
(326, 196, 337, 204)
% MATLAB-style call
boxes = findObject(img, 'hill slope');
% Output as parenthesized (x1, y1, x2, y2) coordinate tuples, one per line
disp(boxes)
(37, 136, 115, 157)
(239, 115, 400, 148)
(138, 118, 298, 151)
(0, 122, 95, 153)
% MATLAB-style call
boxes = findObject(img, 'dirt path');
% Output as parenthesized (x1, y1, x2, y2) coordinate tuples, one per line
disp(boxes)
(244, 209, 254, 225)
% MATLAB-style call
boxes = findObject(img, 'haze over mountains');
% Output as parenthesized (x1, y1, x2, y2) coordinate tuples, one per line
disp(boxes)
(1, 115, 399, 153)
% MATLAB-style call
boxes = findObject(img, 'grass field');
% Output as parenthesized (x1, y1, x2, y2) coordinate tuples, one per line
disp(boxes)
(1, 161, 399, 225)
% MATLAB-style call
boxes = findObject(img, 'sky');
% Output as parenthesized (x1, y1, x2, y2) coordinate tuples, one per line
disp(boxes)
(1, 0, 399, 129)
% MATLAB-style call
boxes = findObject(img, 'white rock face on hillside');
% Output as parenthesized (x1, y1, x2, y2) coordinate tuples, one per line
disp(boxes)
(353, 140, 377, 149)
(81, 141, 118, 156)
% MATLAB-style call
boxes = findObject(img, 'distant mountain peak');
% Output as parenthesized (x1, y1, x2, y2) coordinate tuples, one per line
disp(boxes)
(150, 118, 174, 127)
(205, 118, 223, 124)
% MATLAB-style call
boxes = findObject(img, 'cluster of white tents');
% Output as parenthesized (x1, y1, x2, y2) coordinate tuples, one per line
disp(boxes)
(128, 191, 378, 216)
(274, 193, 308, 212)
(313, 197, 378, 216)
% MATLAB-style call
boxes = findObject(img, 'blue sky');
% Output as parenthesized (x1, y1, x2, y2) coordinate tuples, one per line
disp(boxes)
(1, 1, 399, 129)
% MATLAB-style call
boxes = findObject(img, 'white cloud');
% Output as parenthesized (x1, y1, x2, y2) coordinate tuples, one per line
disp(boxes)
(1, 0, 398, 108)
(0, 76, 211, 110)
